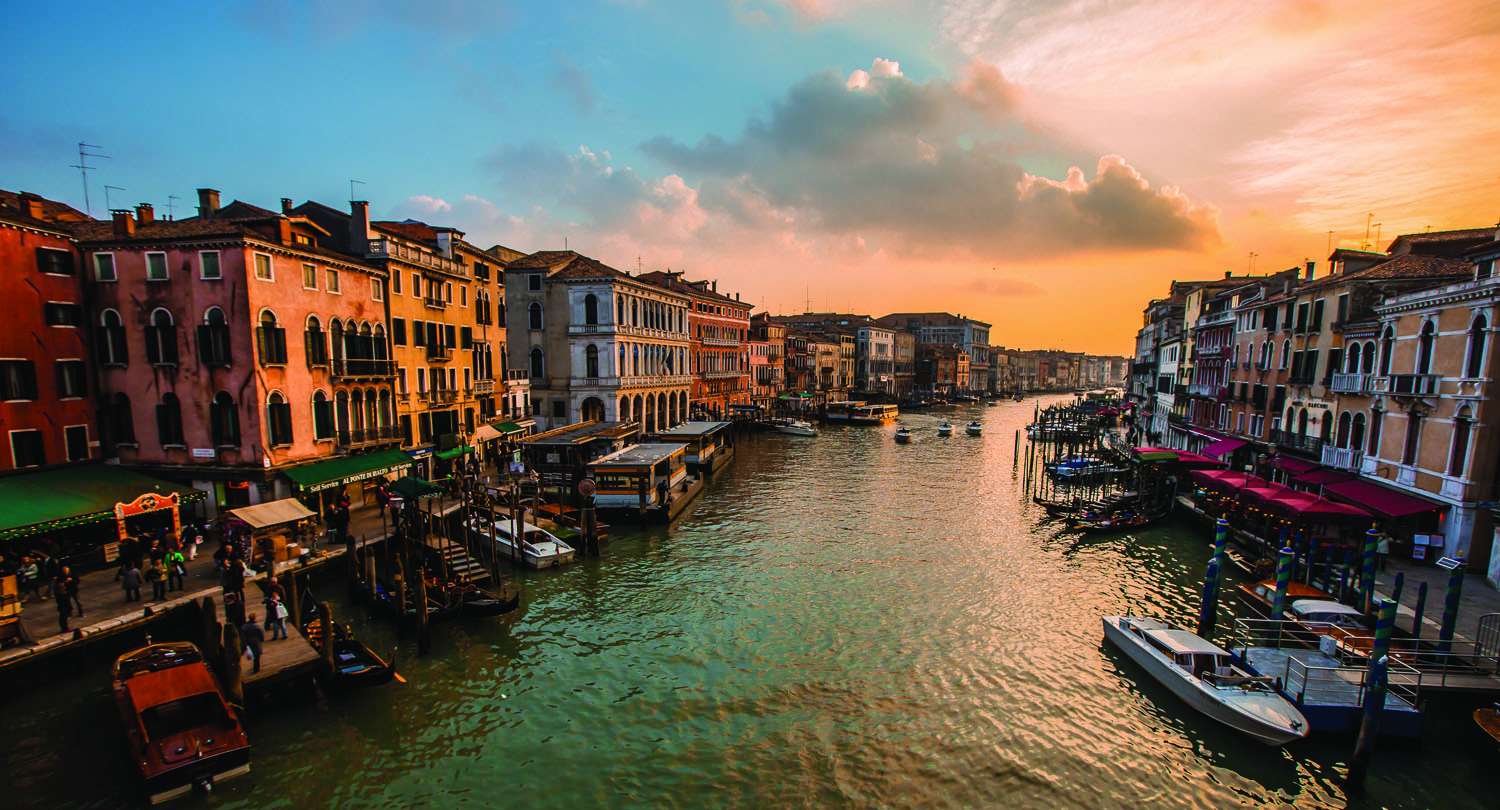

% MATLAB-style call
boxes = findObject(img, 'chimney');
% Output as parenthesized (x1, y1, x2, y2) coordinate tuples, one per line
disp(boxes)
(197, 188, 220, 219)
(135, 203, 154, 224)
(281, 198, 294, 215)
(278, 219, 293, 244)
(111, 209, 135, 237)
(712, 280, 717, 292)
(18, 192, 44, 220)
(349, 200, 370, 250)
(1304, 260, 1315, 280)
(1224, 271, 1231, 279)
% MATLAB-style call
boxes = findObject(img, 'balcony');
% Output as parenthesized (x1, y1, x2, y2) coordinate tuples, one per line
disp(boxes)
(1187, 382, 1224, 397)
(1167, 412, 1188, 426)
(424, 296, 448, 310)
(702, 336, 740, 347)
(1196, 310, 1235, 328)
(505, 368, 529, 382)
(1330, 372, 1371, 394)
(1194, 344, 1226, 360)
(703, 369, 744, 380)
(331, 358, 397, 380)
(336, 425, 402, 449)
(1321, 445, 1363, 471)
(473, 379, 495, 395)
(1272, 429, 1323, 457)
(430, 389, 459, 404)
(1386, 373, 1440, 396)
(620, 374, 694, 389)
(426, 345, 452, 362)
(366, 239, 465, 276)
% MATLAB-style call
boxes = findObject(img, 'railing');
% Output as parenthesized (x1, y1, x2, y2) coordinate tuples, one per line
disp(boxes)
(506, 368, 529, 381)
(701, 337, 740, 347)
(367, 239, 465, 275)
(1387, 373, 1440, 396)
(473, 379, 495, 395)
(1272, 429, 1323, 456)
(567, 323, 613, 335)
(620, 374, 694, 388)
(426, 345, 452, 362)
(331, 358, 397, 379)
(1194, 344, 1226, 359)
(1187, 382, 1223, 397)
(1196, 310, 1235, 328)
(424, 296, 448, 310)
(431, 389, 459, 404)
(336, 425, 402, 448)
(1330, 372, 1370, 394)
(703, 370, 744, 380)
(1321, 445, 1363, 471)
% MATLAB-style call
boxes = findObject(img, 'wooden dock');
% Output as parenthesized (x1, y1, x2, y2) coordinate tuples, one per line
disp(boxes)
(242, 626, 321, 692)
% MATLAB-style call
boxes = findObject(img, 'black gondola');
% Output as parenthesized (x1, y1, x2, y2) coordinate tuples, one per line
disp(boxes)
(451, 582, 520, 617)
(303, 614, 402, 689)
(370, 581, 462, 624)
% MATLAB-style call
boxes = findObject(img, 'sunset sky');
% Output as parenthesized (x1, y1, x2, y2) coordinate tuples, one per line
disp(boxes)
(3, 0, 1497, 355)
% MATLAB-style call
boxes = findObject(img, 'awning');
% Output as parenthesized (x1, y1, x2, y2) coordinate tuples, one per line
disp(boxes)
(493, 420, 527, 436)
(473, 424, 503, 442)
(227, 498, 315, 530)
(390, 475, 445, 500)
(1291, 469, 1356, 486)
(1200, 438, 1246, 458)
(1323, 479, 1445, 522)
(1265, 493, 1372, 525)
(1273, 456, 1320, 474)
(0, 464, 205, 541)
(283, 448, 413, 493)
(1133, 447, 1179, 463)
(436, 445, 474, 460)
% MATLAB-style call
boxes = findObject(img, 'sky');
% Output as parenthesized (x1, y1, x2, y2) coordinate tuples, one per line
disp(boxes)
(3, 0, 1498, 355)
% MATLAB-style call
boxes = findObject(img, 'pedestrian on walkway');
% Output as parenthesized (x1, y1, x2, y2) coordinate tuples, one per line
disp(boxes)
(241, 613, 265, 673)
(120, 562, 142, 602)
(37, 551, 57, 599)
(166, 549, 186, 591)
(53, 583, 71, 634)
(184, 524, 202, 560)
(145, 558, 168, 602)
(1376, 534, 1390, 572)
(59, 566, 83, 617)
(266, 594, 289, 640)
(19, 555, 39, 604)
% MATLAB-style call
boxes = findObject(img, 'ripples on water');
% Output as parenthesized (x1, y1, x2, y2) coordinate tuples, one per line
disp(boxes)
(3, 396, 1494, 809)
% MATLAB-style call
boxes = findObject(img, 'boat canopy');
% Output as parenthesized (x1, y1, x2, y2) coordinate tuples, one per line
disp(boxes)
(1144, 627, 1230, 656)
(1291, 599, 1362, 617)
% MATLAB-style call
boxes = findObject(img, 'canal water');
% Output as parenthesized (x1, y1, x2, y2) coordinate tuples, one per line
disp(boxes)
(5, 395, 1494, 808)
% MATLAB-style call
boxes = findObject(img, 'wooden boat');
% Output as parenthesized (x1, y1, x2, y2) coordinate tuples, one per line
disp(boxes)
(451, 582, 520, 617)
(111, 642, 251, 803)
(1103, 616, 1309, 746)
(1033, 495, 1085, 517)
(303, 615, 401, 689)
(370, 580, 461, 624)
(1071, 511, 1160, 533)
(1475, 707, 1500, 744)
(533, 503, 611, 542)
(1235, 579, 1338, 620)
(966, 421, 983, 436)
(894, 427, 912, 443)
(937, 423, 954, 436)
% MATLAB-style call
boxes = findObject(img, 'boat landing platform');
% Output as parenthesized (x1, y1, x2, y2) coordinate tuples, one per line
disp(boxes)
(1240, 646, 1424, 737)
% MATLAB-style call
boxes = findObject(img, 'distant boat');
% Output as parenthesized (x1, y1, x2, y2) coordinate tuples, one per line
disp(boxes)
(894, 427, 912, 443)
(1102, 616, 1309, 746)
(966, 422, 982, 436)
(776, 420, 819, 437)
(937, 423, 954, 437)
(987, 400, 998, 406)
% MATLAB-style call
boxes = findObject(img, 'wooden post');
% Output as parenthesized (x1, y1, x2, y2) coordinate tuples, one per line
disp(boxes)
(200, 596, 221, 662)
(317, 601, 334, 677)
(511, 485, 523, 565)
(637, 476, 648, 524)
(222, 622, 244, 709)
(415, 563, 431, 656)
(583, 496, 598, 557)
(284, 570, 300, 632)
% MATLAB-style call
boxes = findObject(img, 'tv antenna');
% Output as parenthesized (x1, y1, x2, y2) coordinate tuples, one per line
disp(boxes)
(103, 185, 125, 211)
(349, 179, 365, 201)
(1372, 223, 1382, 250)
(1362, 213, 1373, 250)
(1326, 230, 1334, 254)
(69, 142, 109, 215)
(166, 195, 179, 220)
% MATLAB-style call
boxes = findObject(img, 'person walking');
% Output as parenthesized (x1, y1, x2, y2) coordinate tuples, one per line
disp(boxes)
(18, 555, 39, 604)
(146, 557, 168, 602)
(120, 562, 142, 602)
(37, 551, 57, 599)
(53, 583, 72, 635)
(1376, 533, 1390, 572)
(59, 566, 83, 617)
(165, 548, 186, 592)
(241, 613, 265, 674)
(266, 594, 289, 640)
(184, 524, 202, 561)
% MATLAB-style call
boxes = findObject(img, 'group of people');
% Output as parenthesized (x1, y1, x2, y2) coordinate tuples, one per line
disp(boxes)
(235, 576, 292, 674)
(19, 556, 84, 634)
(115, 526, 200, 605)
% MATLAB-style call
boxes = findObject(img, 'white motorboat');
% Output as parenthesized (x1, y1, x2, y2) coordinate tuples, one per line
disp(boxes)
(937, 423, 954, 437)
(894, 427, 912, 443)
(966, 421, 983, 436)
(466, 517, 577, 568)
(1102, 616, 1308, 746)
(776, 420, 819, 437)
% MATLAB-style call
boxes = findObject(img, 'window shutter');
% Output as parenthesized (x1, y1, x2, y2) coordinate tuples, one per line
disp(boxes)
(461, 326, 472, 349)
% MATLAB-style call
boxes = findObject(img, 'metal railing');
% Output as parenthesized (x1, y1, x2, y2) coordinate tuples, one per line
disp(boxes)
(1321, 445, 1363, 471)
(1330, 372, 1371, 394)
(426, 345, 452, 362)
(473, 379, 495, 394)
(331, 358, 396, 378)
(1387, 373, 1440, 396)
(424, 296, 448, 310)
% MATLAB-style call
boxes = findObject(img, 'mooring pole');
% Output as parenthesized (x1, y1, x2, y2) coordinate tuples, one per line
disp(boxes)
(1390, 571, 1405, 612)
(1411, 581, 1428, 641)
(1211, 519, 1229, 594)
(1196, 557, 1222, 640)
(1438, 562, 1465, 654)
(1270, 546, 1295, 620)
(1347, 599, 1397, 794)
(200, 596, 221, 662)
(1361, 527, 1379, 614)
(222, 622, 244, 709)
(318, 601, 335, 677)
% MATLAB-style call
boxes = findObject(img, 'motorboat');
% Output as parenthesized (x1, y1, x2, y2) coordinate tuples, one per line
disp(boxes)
(111, 643, 251, 803)
(894, 427, 913, 443)
(776, 420, 819, 437)
(468, 517, 577, 568)
(987, 400, 998, 406)
(1287, 599, 1383, 659)
(966, 422, 983, 436)
(1102, 616, 1309, 746)
(1235, 579, 1338, 620)
(303, 614, 401, 689)
(937, 423, 954, 437)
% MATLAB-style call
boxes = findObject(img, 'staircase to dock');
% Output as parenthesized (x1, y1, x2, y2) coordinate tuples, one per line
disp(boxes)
(426, 537, 490, 583)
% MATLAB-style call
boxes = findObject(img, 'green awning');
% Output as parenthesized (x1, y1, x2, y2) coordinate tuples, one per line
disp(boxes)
(390, 475, 445, 500)
(0, 464, 206, 541)
(436, 445, 474, 459)
(492, 420, 526, 435)
(283, 448, 412, 493)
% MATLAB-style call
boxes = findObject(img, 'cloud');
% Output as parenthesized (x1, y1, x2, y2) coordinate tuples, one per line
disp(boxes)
(965, 276, 1045, 296)
(549, 52, 596, 114)
(402, 194, 452, 215)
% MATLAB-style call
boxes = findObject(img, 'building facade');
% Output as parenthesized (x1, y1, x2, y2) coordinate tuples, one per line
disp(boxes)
(637, 271, 751, 418)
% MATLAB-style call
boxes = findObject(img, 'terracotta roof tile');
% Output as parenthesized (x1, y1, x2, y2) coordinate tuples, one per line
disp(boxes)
(373, 220, 439, 243)
(506, 250, 582, 270)
(0, 189, 90, 231)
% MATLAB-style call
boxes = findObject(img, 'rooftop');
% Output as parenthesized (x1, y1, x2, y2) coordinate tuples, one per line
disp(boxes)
(650, 421, 732, 438)
(525, 420, 639, 445)
(588, 443, 688, 467)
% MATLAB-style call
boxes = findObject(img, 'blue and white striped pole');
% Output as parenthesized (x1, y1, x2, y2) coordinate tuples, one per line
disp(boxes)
(1361, 528, 1379, 613)
(1212, 519, 1228, 593)
(1198, 557, 1222, 641)
(1438, 563, 1465, 654)
(1270, 547, 1295, 621)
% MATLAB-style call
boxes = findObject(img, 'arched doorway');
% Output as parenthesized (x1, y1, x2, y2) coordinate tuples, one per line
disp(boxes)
(581, 397, 605, 422)
(619, 396, 632, 424)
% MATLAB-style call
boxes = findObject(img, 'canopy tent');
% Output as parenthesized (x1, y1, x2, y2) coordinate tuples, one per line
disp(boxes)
(390, 475, 445, 500)
(1263, 493, 1373, 525)
(1200, 437, 1246, 458)
(227, 498, 316, 530)
(1133, 447, 1179, 463)
(1188, 469, 1267, 496)
(1098, 407, 1120, 416)
(0, 464, 205, 542)
(283, 448, 412, 493)
(472, 424, 503, 442)
(1132, 447, 1227, 470)
(1323, 479, 1443, 523)
(1241, 483, 1296, 509)
(1272, 456, 1320, 474)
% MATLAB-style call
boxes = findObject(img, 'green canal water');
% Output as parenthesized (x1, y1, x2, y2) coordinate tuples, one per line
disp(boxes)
(5, 395, 1496, 808)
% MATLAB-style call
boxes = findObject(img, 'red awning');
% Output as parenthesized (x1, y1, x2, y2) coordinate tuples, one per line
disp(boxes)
(1273, 456, 1320, 474)
(1323, 480, 1444, 522)
(1172, 451, 1230, 470)
(1190, 469, 1267, 495)
(1200, 437, 1246, 458)
(1291, 469, 1356, 486)
(1242, 483, 1295, 508)
(1266, 493, 1374, 524)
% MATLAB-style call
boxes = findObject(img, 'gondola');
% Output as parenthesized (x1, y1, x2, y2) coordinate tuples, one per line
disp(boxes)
(448, 581, 520, 617)
(1070, 510, 1164, 533)
(1033, 495, 1084, 517)
(369, 580, 461, 624)
(302, 612, 402, 689)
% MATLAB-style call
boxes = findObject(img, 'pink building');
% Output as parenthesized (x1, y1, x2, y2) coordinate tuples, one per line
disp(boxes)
(75, 190, 398, 515)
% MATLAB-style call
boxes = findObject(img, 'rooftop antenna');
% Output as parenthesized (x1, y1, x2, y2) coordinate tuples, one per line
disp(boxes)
(804, 284, 811, 314)
(69, 141, 109, 216)
(1373, 223, 1382, 250)
(103, 185, 125, 211)
(1363, 213, 1373, 250)
(1248, 252, 1257, 273)
(349, 179, 365, 201)
(1327, 230, 1334, 254)
(166, 195, 179, 220)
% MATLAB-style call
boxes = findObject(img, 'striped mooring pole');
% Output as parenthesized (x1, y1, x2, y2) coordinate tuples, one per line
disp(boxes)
(1361, 527, 1379, 613)
(1411, 581, 1429, 641)
(1347, 599, 1398, 794)
(1390, 572, 1405, 611)
(1197, 556, 1222, 641)
(1270, 546, 1295, 620)
(1211, 519, 1228, 592)
(1438, 562, 1466, 654)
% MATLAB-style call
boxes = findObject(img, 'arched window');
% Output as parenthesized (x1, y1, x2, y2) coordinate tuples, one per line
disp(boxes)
(306, 316, 328, 367)
(312, 390, 334, 440)
(198, 306, 231, 365)
(1379, 327, 1395, 376)
(98, 308, 128, 365)
(586, 344, 599, 378)
(1280, 339, 1290, 369)
(1466, 315, 1488, 378)
(373, 325, 388, 361)
(1416, 321, 1436, 374)
(584, 293, 599, 325)
(528, 302, 543, 331)
(112, 392, 135, 445)
(267, 392, 293, 446)
(146, 308, 178, 365)
(1346, 343, 1361, 374)
(156, 393, 183, 446)
(210, 391, 239, 446)
(335, 389, 350, 438)
(1368, 407, 1383, 456)
(1451, 406, 1474, 477)
(631, 299, 638, 325)
(617, 297, 625, 324)
(258, 310, 287, 365)
(1402, 412, 1422, 465)
(1351, 412, 1366, 454)
(1336, 411, 1352, 449)
(1362, 341, 1376, 374)
(1297, 408, 1309, 437)
(1319, 410, 1332, 444)
(530, 347, 544, 379)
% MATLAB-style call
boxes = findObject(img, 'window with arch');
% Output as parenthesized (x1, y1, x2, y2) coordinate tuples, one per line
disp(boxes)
(1279, 339, 1290, 370)
(1336, 410, 1352, 449)
(210, 391, 239, 446)
(198, 306, 232, 365)
(1450, 406, 1474, 477)
(530, 347, 544, 379)
(1368, 408, 1383, 455)
(1351, 412, 1366, 454)
(112, 392, 135, 445)
(258, 310, 288, 365)
(97, 309, 128, 365)
(1345, 342, 1361, 374)
(1379, 327, 1395, 376)
(584, 293, 599, 325)
(586, 344, 599, 378)
(146, 308, 178, 365)
(1416, 321, 1436, 375)
(156, 393, 184, 446)
(1362, 341, 1376, 374)
(528, 302, 543, 331)
(267, 392, 293, 446)
(1466, 315, 1488, 378)
(312, 391, 334, 440)
(1402, 412, 1422, 465)
(306, 316, 328, 367)
(631, 299, 638, 325)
